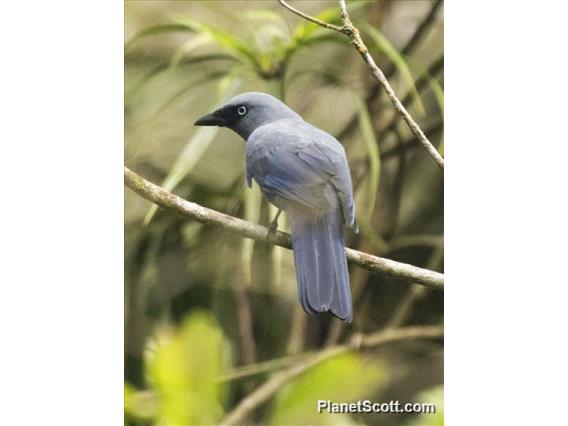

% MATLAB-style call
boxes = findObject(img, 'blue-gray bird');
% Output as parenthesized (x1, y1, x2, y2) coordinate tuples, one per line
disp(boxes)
(195, 92, 357, 322)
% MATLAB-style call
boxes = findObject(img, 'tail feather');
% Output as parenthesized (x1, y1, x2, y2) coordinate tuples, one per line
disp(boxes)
(291, 208, 353, 322)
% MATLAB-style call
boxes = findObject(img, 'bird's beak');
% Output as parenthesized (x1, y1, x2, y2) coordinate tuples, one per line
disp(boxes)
(194, 109, 225, 127)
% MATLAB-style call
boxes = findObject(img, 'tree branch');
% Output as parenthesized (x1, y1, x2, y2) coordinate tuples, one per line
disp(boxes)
(278, 0, 444, 169)
(125, 167, 444, 289)
(221, 324, 443, 425)
(276, 0, 343, 32)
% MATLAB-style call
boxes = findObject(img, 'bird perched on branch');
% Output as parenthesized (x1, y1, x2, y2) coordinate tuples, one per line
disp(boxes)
(195, 92, 357, 322)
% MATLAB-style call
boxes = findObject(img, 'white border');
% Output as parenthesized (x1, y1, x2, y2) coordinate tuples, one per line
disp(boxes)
(0, 1, 123, 424)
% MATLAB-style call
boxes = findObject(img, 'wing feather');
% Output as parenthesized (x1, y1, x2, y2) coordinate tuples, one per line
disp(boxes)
(246, 119, 356, 227)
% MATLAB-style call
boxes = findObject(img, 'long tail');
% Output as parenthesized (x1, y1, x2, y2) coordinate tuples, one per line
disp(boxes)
(290, 208, 352, 322)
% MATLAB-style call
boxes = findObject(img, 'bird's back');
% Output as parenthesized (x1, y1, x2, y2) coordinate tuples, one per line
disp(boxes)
(246, 119, 356, 227)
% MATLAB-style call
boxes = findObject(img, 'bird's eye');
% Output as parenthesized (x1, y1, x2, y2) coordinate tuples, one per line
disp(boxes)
(237, 105, 247, 116)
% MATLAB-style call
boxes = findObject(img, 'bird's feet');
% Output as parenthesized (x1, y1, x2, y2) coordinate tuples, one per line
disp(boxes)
(266, 220, 278, 240)
(266, 208, 282, 240)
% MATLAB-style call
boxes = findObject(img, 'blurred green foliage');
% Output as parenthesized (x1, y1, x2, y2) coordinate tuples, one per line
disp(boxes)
(125, 1, 444, 425)
(269, 353, 385, 425)
(125, 313, 394, 426)
(126, 311, 230, 424)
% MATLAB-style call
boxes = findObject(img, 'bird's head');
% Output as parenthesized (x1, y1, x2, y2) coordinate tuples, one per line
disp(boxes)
(194, 92, 300, 140)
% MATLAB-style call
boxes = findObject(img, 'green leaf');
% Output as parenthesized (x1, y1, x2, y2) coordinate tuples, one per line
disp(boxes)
(292, 7, 342, 42)
(244, 9, 290, 30)
(357, 95, 381, 223)
(126, 54, 236, 100)
(362, 24, 426, 116)
(125, 23, 196, 51)
(150, 70, 228, 120)
(241, 181, 262, 285)
(128, 70, 228, 163)
(169, 33, 215, 69)
(291, 1, 369, 43)
(143, 75, 242, 225)
(244, 10, 290, 43)
(171, 15, 257, 65)
(144, 311, 231, 425)
(282, 1, 367, 64)
(269, 353, 385, 425)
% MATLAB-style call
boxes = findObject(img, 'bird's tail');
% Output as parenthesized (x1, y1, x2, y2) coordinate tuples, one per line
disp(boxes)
(290, 208, 352, 322)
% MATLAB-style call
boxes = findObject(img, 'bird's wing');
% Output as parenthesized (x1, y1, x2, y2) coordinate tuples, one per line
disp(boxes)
(247, 121, 357, 228)
(297, 130, 357, 230)
(247, 127, 330, 211)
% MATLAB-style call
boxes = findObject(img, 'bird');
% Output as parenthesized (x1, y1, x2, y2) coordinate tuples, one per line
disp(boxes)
(194, 92, 357, 322)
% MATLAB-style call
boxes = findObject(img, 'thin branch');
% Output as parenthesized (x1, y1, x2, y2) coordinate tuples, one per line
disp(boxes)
(338, 0, 349, 18)
(125, 167, 444, 289)
(221, 324, 443, 425)
(338, 6, 444, 145)
(218, 352, 312, 383)
(400, 0, 443, 57)
(278, 0, 444, 169)
(277, 0, 343, 32)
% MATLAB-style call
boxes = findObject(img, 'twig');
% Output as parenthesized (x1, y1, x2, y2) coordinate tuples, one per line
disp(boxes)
(338, 8, 444, 145)
(218, 352, 312, 382)
(125, 167, 444, 289)
(277, 0, 342, 32)
(278, 0, 444, 169)
(222, 347, 346, 426)
(221, 324, 443, 425)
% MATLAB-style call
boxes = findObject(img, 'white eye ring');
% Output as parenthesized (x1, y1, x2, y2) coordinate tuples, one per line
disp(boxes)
(237, 105, 247, 116)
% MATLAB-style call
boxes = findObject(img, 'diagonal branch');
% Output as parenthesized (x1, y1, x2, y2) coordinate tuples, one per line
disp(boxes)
(278, 0, 444, 169)
(221, 324, 443, 425)
(338, 0, 444, 145)
(125, 167, 444, 289)
(399, 0, 443, 57)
